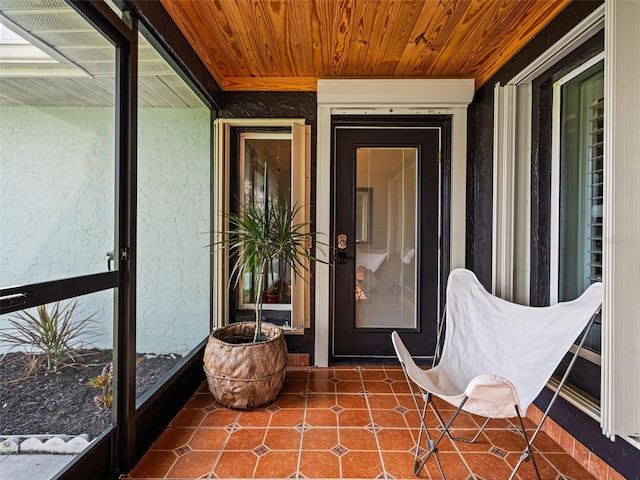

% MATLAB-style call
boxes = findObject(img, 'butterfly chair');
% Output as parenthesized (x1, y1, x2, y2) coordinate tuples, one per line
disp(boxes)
(392, 268, 602, 480)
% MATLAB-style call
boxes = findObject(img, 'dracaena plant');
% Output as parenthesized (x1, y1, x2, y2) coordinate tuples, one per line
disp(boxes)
(215, 200, 326, 342)
(0, 300, 96, 373)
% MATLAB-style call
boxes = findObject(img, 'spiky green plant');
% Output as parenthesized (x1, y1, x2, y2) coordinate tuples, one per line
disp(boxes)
(216, 201, 326, 342)
(0, 300, 96, 372)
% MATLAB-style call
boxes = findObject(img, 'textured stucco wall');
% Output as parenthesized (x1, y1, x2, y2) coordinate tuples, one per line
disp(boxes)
(221, 91, 318, 360)
(136, 107, 210, 354)
(0, 107, 116, 287)
(0, 107, 116, 352)
(0, 106, 210, 354)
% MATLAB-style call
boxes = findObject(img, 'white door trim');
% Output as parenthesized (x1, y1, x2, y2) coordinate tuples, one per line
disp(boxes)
(314, 79, 475, 366)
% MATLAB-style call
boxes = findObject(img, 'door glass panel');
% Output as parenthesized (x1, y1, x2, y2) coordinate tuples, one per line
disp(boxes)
(0, 4, 118, 477)
(0, 290, 115, 474)
(0, 5, 116, 287)
(355, 148, 417, 329)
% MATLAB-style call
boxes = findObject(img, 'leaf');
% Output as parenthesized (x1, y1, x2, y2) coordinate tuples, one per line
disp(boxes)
(211, 199, 330, 334)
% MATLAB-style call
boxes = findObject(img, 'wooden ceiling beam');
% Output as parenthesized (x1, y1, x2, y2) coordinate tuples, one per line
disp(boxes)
(223, 76, 317, 92)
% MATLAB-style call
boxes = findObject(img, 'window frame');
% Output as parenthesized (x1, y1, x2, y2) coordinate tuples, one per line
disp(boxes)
(492, 5, 606, 420)
(213, 119, 311, 334)
(0, 1, 133, 477)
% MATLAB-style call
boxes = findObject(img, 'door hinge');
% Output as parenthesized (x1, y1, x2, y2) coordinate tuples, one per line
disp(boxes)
(437, 150, 441, 163)
(120, 246, 130, 261)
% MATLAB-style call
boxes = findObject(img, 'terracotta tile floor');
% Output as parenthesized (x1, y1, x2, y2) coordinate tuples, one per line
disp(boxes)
(126, 366, 595, 480)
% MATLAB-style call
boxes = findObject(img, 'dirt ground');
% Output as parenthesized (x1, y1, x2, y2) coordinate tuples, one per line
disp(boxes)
(0, 350, 180, 439)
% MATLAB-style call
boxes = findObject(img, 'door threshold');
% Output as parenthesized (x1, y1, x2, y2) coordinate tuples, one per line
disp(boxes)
(330, 356, 433, 366)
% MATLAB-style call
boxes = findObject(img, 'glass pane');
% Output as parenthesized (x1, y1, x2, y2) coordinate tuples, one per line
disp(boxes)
(559, 61, 604, 355)
(136, 32, 211, 400)
(0, 4, 116, 287)
(355, 148, 417, 329)
(0, 290, 114, 476)
(240, 134, 292, 308)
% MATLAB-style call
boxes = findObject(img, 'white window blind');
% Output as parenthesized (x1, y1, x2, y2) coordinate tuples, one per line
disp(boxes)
(588, 96, 604, 285)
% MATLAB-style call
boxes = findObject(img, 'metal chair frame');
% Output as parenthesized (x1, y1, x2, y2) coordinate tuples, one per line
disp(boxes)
(397, 307, 600, 479)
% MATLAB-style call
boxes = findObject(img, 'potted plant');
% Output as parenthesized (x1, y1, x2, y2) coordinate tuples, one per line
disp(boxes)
(203, 200, 323, 409)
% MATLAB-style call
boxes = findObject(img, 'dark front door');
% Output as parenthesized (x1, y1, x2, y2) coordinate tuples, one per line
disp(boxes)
(332, 119, 444, 358)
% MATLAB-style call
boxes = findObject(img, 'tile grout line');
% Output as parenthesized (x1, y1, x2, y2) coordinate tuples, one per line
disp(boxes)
(504, 416, 566, 480)
(359, 367, 389, 480)
(183, 415, 209, 480)
(396, 368, 437, 480)
(390, 365, 436, 480)
(163, 405, 212, 480)
(432, 400, 478, 480)
(533, 444, 566, 479)
(390, 367, 430, 480)
(160, 450, 180, 479)
(293, 367, 311, 479)
(337, 368, 346, 479)
(131, 366, 596, 480)
(206, 410, 241, 479)
(250, 410, 271, 479)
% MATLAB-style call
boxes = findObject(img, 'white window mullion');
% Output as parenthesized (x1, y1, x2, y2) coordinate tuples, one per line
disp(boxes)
(291, 121, 311, 329)
(513, 83, 532, 306)
(492, 83, 517, 300)
(550, 80, 562, 305)
(213, 120, 230, 329)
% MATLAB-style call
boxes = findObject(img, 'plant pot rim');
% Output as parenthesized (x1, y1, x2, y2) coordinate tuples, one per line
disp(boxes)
(209, 321, 283, 347)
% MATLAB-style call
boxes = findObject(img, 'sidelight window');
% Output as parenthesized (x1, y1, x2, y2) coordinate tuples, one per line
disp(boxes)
(553, 57, 604, 352)
(238, 132, 293, 310)
(551, 54, 604, 400)
(214, 119, 310, 333)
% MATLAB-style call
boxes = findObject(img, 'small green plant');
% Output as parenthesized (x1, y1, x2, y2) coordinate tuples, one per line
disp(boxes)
(0, 300, 96, 372)
(88, 362, 113, 410)
(87, 357, 144, 410)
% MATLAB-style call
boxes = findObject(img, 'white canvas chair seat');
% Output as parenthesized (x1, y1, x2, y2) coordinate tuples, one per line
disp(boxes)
(392, 268, 602, 479)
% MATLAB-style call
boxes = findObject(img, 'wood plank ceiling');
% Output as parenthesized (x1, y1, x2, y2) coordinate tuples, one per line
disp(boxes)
(160, 0, 571, 92)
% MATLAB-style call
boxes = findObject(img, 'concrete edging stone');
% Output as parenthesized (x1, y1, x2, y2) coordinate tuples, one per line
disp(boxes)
(0, 434, 90, 455)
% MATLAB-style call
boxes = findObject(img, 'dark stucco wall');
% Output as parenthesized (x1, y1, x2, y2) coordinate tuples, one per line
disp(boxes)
(220, 92, 318, 361)
(468, 2, 640, 477)
(466, 1, 604, 291)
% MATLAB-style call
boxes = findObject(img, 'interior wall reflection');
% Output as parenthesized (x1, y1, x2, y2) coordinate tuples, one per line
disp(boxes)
(355, 148, 417, 329)
(239, 133, 293, 310)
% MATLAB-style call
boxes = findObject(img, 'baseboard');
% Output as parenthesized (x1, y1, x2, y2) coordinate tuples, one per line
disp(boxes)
(526, 404, 624, 480)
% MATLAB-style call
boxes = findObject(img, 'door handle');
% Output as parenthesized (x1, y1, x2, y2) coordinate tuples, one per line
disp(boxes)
(336, 251, 354, 264)
(106, 250, 114, 271)
(0, 293, 28, 310)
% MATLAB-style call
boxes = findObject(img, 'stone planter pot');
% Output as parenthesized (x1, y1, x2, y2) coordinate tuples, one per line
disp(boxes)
(203, 322, 287, 409)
